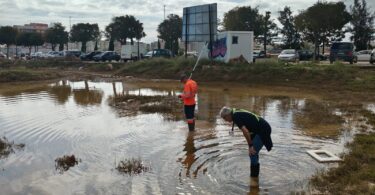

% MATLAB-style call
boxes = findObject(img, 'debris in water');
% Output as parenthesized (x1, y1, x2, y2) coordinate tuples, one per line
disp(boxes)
(55, 155, 80, 173)
(110, 94, 181, 118)
(0, 137, 25, 158)
(139, 102, 173, 113)
(307, 150, 342, 163)
(116, 158, 151, 175)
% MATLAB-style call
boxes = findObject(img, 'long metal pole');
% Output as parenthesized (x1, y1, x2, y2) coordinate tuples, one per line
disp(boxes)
(68, 16, 71, 51)
(189, 42, 208, 79)
(185, 10, 188, 59)
(164, 5, 166, 20)
(208, 5, 213, 64)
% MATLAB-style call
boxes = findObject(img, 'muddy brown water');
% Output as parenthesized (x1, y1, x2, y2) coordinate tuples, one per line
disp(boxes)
(0, 80, 364, 194)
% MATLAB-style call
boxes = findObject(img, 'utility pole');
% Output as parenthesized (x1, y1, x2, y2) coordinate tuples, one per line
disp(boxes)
(163, 5, 166, 20)
(67, 16, 71, 50)
(263, 11, 271, 54)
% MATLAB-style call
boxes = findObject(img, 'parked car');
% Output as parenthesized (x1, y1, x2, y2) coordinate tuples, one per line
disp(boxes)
(30, 53, 36, 59)
(329, 42, 357, 64)
(370, 49, 375, 64)
(144, 51, 153, 58)
(0, 52, 7, 59)
(34, 52, 45, 59)
(144, 49, 173, 59)
(46, 51, 62, 58)
(356, 50, 372, 61)
(298, 50, 313, 61)
(80, 51, 102, 61)
(298, 50, 327, 61)
(93, 51, 120, 62)
(63, 50, 82, 58)
(278, 49, 299, 62)
(254, 50, 267, 58)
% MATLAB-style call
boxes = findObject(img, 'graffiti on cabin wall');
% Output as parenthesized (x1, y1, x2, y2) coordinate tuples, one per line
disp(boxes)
(210, 37, 227, 59)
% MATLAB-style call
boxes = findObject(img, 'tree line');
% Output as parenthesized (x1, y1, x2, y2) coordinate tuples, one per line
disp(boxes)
(0, 15, 147, 57)
(222, 0, 374, 57)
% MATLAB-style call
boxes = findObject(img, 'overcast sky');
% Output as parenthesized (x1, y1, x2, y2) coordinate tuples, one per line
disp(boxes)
(0, 0, 373, 43)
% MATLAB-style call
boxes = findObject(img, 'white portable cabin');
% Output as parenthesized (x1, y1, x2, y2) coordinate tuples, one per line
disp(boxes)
(202, 31, 254, 63)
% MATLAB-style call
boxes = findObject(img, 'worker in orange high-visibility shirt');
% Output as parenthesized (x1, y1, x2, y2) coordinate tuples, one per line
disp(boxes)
(178, 74, 198, 131)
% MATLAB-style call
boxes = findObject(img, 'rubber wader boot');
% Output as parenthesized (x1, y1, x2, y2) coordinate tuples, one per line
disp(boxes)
(188, 121, 195, 131)
(250, 164, 260, 187)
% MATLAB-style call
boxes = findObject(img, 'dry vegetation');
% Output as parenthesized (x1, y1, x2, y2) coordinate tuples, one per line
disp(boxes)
(116, 158, 151, 175)
(110, 94, 182, 119)
(0, 137, 25, 158)
(55, 155, 80, 173)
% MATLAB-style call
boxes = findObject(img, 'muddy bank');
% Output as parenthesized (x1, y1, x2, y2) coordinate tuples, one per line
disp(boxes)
(0, 69, 62, 83)
(2, 59, 375, 99)
(115, 58, 375, 92)
(110, 94, 183, 119)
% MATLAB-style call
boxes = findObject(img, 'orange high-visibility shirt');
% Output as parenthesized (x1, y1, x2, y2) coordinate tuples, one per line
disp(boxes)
(182, 79, 197, 105)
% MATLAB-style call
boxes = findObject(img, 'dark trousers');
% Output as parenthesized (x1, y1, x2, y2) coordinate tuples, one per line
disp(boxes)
(184, 104, 195, 121)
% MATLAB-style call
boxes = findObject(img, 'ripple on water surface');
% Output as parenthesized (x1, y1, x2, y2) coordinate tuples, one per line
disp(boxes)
(0, 80, 359, 194)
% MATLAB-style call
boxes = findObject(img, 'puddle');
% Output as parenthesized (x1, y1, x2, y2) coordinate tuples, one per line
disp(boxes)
(0, 80, 369, 194)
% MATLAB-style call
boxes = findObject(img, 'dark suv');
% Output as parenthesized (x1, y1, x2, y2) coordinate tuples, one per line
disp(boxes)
(93, 51, 120, 62)
(329, 42, 357, 64)
(144, 49, 173, 59)
(80, 51, 102, 61)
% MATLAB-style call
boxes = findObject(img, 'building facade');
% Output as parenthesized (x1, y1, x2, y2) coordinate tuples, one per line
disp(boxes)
(13, 23, 49, 34)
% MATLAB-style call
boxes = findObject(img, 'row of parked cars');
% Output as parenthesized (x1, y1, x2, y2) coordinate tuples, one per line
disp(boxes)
(79, 49, 173, 62)
(1, 48, 175, 62)
(275, 42, 375, 64)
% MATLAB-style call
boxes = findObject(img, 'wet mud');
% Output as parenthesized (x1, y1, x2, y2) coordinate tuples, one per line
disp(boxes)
(110, 94, 182, 119)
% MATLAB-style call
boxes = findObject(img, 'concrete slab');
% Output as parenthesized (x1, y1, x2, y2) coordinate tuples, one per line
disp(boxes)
(307, 150, 342, 163)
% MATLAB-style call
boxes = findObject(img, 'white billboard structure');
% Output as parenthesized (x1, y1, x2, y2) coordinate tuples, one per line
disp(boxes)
(182, 3, 254, 64)
(182, 3, 217, 59)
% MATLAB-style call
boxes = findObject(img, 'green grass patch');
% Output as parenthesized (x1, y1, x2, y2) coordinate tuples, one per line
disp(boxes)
(115, 58, 375, 91)
(0, 68, 61, 82)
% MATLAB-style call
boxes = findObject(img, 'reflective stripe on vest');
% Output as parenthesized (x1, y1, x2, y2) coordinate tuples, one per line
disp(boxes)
(232, 108, 260, 122)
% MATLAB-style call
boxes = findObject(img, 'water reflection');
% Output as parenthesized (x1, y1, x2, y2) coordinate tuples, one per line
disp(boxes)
(0, 80, 362, 194)
(48, 81, 72, 104)
(179, 132, 196, 177)
(73, 81, 103, 106)
(293, 100, 343, 138)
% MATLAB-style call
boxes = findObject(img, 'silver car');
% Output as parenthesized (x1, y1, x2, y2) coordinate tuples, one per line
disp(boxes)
(278, 49, 299, 62)
(370, 49, 375, 64)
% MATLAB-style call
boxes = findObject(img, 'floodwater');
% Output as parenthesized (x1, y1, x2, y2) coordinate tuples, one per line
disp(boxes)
(0, 80, 363, 194)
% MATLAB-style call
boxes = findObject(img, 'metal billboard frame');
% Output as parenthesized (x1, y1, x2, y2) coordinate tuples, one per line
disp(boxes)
(182, 3, 217, 59)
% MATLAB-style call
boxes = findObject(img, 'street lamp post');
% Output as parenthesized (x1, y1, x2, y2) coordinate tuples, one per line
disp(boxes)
(264, 11, 271, 54)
